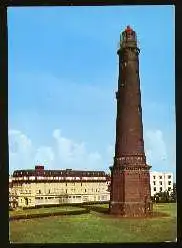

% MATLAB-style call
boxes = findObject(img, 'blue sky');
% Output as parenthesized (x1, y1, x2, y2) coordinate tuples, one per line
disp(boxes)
(8, 6, 175, 180)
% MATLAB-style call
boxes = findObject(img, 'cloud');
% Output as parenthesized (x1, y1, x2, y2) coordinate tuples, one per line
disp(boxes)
(34, 146, 55, 168)
(106, 144, 114, 165)
(9, 130, 35, 172)
(144, 129, 167, 166)
(9, 128, 106, 173)
(9, 127, 174, 177)
(52, 129, 103, 170)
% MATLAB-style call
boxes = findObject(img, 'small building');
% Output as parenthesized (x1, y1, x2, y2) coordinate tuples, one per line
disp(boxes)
(150, 171, 173, 196)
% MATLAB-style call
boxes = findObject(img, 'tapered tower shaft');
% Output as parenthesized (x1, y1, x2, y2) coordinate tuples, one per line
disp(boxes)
(109, 26, 152, 217)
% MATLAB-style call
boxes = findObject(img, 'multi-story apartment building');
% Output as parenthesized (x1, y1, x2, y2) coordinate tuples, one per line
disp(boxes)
(150, 171, 173, 196)
(11, 165, 110, 208)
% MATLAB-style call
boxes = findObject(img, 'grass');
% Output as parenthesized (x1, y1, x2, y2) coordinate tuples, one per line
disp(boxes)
(9, 206, 84, 217)
(9, 203, 177, 243)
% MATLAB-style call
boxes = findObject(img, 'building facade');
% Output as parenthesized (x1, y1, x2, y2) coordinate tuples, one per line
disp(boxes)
(11, 165, 110, 208)
(150, 171, 173, 196)
(9, 176, 18, 209)
(109, 26, 152, 217)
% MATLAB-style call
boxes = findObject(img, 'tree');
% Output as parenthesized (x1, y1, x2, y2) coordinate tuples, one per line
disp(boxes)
(153, 190, 171, 203)
(170, 183, 176, 202)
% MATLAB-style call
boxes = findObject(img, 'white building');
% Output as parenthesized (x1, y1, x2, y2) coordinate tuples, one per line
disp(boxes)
(150, 171, 173, 196)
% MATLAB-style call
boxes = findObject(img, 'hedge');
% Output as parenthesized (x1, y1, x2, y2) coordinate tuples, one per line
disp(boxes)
(22, 201, 109, 210)
(82, 201, 109, 206)
(9, 209, 90, 221)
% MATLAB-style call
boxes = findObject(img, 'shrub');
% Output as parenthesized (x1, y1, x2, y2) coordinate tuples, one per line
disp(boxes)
(22, 201, 109, 210)
(152, 190, 176, 203)
(9, 209, 90, 221)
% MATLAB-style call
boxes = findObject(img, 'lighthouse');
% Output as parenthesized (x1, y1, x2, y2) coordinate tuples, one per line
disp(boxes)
(109, 26, 153, 217)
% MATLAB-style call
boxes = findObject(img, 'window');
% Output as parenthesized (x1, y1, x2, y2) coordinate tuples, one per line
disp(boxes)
(168, 187, 171, 191)
(85, 189, 86, 192)
(81, 183, 82, 186)
(66, 183, 67, 186)
(48, 189, 51, 194)
(154, 187, 156, 191)
(160, 187, 162, 191)
(168, 175, 171, 179)
(66, 189, 67, 193)
(153, 176, 156, 179)
(159, 176, 162, 179)
(138, 105, 142, 113)
(159, 181, 162, 185)
(153, 181, 156, 185)
(38, 190, 41, 194)
(168, 181, 171, 185)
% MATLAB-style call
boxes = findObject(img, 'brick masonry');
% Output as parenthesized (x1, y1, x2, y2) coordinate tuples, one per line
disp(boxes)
(109, 26, 153, 217)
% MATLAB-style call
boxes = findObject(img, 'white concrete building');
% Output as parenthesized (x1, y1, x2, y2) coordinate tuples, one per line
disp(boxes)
(150, 171, 173, 196)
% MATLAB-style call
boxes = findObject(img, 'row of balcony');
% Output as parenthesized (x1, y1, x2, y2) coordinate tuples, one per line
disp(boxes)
(12, 176, 107, 181)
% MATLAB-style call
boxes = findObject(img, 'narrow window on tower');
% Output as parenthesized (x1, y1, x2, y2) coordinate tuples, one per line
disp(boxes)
(138, 105, 142, 113)
(139, 138, 143, 145)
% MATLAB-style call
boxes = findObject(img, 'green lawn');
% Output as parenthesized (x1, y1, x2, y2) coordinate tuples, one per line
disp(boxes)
(9, 203, 177, 243)
(9, 206, 84, 217)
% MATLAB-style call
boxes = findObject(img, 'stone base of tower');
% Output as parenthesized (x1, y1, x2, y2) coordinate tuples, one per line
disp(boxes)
(109, 163, 153, 217)
(109, 201, 153, 217)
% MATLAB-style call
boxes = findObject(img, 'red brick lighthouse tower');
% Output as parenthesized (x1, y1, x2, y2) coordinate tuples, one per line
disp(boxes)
(109, 26, 152, 217)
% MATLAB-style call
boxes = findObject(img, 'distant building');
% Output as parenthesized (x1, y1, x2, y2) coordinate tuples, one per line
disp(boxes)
(9, 176, 13, 208)
(9, 176, 18, 209)
(11, 165, 110, 208)
(150, 171, 173, 196)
